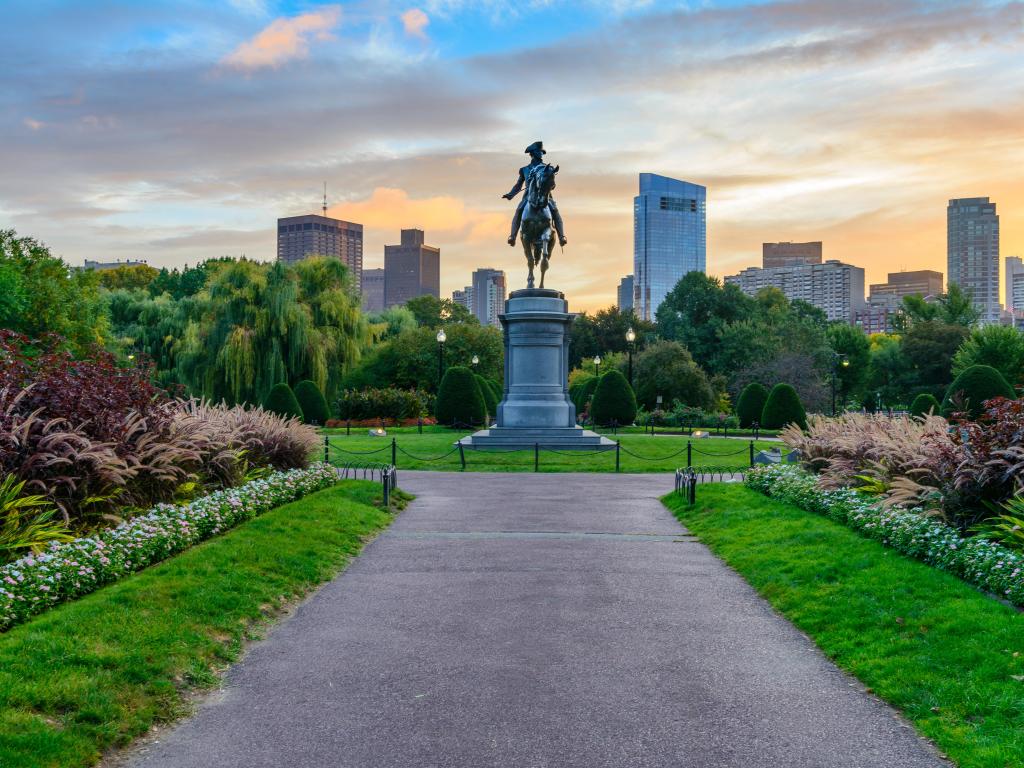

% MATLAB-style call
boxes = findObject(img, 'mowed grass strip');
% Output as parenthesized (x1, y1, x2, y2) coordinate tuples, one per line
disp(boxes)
(326, 431, 773, 472)
(0, 481, 401, 768)
(663, 484, 1024, 768)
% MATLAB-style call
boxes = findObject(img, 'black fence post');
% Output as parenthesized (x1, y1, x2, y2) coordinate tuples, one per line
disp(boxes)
(459, 443, 466, 471)
(324, 434, 330, 463)
(418, 417, 423, 434)
(615, 441, 621, 473)
(749, 440, 755, 467)
(391, 438, 397, 467)
(534, 442, 540, 473)
(687, 440, 692, 468)
(382, 470, 390, 509)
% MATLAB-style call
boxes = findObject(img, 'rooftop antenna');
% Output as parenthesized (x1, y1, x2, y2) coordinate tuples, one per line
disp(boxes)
(322, 182, 328, 216)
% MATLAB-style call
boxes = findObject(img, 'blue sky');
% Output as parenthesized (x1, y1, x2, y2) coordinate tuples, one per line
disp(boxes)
(2, 0, 1023, 310)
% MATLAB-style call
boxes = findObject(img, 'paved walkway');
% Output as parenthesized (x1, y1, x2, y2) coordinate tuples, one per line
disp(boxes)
(127, 472, 945, 768)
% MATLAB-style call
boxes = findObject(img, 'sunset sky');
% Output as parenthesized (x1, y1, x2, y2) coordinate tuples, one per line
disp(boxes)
(2, 0, 1023, 312)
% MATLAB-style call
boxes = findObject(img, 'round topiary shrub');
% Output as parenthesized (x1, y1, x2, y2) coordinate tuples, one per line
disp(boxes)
(294, 379, 330, 425)
(760, 383, 807, 430)
(263, 382, 303, 421)
(736, 382, 769, 428)
(571, 375, 599, 414)
(590, 370, 637, 427)
(475, 373, 499, 422)
(909, 393, 941, 418)
(486, 378, 503, 405)
(942, 364, 1015, 419)
(436, 366, 486, 426)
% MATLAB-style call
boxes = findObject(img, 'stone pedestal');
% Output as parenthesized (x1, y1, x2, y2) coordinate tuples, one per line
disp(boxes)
(458, 288, 615, 450)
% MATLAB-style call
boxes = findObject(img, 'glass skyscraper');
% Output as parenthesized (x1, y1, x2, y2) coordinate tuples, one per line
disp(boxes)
(633, 173, 706, 321)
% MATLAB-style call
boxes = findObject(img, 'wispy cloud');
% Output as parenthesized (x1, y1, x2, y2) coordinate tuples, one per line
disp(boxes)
(221, 5, 342, 70)
(400, 8, 430, 39)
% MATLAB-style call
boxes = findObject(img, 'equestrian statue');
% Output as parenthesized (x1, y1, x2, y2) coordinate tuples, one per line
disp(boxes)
(502, 141, 567, 289)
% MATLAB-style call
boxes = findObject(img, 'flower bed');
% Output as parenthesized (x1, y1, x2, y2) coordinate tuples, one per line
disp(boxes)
(745, 465, 1024, 607)
(0, 463, 340, 631)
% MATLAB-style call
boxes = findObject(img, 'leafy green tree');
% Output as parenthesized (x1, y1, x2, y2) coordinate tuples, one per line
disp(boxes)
(896, 284, 980, 330)
(0, 229, 109, 351)
(942, 364, 1015, 419)
(294, 380, 330, 425)
(900, 321, 970, 399)
(827, 323, 871, 403)
(590, 370, 637, 426)
(367, 306, 417, 340)
(97, 264, 160, 290)
(952, 325, 1024, 386)
(264, 382, 303, 420)
(736, 383, 769, 428)
(569, 307, 656, 369)
(633, 340, 714, 411)
(761, 383, 807, 430)
(404, 294, 475, 328)
(436, 366, 486, 426)
(864, 333, 909, 408)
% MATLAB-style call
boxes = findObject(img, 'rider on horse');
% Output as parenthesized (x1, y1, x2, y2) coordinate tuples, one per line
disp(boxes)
(503, 141, 568, 248)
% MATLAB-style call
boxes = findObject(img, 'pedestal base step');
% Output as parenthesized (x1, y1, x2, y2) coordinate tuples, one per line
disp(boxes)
(457, 427, 616, 451)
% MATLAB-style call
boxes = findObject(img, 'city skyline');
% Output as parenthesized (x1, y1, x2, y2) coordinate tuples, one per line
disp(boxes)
(3, 1, 1024, 312)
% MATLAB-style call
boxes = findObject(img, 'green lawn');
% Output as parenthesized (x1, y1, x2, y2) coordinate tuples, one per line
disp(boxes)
(326, 430, 779, 472)
(664, 484, 1024, 768)
(0, 481, 403, 768)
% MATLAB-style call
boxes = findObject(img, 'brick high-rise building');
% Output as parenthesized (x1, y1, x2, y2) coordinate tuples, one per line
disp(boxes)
(948, 197, 1000, 323)
(762, 241, 822, 268)
(277, 214, 363, 283)
(383, 229, 440, 308)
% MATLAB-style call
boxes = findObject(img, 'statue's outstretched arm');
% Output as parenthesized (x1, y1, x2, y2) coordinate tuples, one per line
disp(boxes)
(502, 170, 526, 200)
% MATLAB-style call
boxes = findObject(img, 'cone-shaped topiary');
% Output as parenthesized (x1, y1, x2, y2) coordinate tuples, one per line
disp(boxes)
(590, 370, 637, 426)
(736, 382, 769, 428)
(294, 379, 330, 425)
(909, 393, 940, 418)
(760, 383, 807, 430)
(475, 373, 498, 423)
(436, 366, 486, 426)
(263, 382, 303, 421)
(486, 378, 503, 405)
(942, 364, 1015, 419)
(571, 375, 599, 414)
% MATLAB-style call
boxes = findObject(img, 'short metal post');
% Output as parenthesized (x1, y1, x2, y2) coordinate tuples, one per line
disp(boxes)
(418, 417, 423, 434)
(612, 419, 618, 436)
(391, 438, 397, 467)
(346, 419, 351, 436)
(324, 434, 329, 463)
(459, 442, 466, 471)
(615, 441, 620, 473)
(383, 471, 390, 509)
(534, 442, 540, 472)
(749, 440, 755, 467)
(687, 440, 692, 468)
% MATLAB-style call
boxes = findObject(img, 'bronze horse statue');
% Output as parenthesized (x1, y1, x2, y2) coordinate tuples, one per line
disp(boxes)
(518, 163, 559, 289)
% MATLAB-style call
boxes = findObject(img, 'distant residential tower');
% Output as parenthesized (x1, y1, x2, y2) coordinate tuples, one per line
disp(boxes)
(277, 214, 363, 283)
(471, 268, 507, 327)
(360, 268, 385, 313)
(948, 197, 1000, 323)
(762, 241, 822, 268)
(383, 229, 440, 308)
(617, 275, 634, 312)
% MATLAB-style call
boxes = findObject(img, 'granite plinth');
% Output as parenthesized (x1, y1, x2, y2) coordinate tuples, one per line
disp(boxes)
(459, 288, 616, 451)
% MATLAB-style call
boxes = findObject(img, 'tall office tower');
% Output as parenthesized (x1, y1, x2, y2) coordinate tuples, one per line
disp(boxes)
(360, 268, 385, 313)
(762, 241, 822, 268)
(277, 214, 363, 280)
(1005, 256, 1024, 313)
(383, 229, 440, 308)
(617, 275, 634, 312)
(452, 286, 472, 312)
(633, 173, 706, 321)
(471, 268, 507, 326)
(725, 260, 866, 322)
(948, 197, 1000, 323)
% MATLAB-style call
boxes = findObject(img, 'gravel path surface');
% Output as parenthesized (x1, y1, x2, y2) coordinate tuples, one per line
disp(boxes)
(126, 471, 946, 768)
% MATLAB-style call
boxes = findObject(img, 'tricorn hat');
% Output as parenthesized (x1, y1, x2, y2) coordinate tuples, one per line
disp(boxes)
(524, 141, 545, 155)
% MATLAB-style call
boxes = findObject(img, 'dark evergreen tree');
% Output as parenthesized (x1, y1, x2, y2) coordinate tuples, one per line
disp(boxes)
(294, 379, 330, 425)
(909, 393, 940, 418)
(760, 383, 807, 430)
(435, 366, 486, 426)
(263, 382, 304, 421)
(736, 383, 769, 428)
(942, 364, 1015, 419)
(590, 370, 637, 426)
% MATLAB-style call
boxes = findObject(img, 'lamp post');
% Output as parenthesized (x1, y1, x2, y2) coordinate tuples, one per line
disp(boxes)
(831, 352, 849, 416)
(593, 355, 601, 379)
(471, 354, 479, 369)
(437, 328, 447, 386)
(625, 327, 636, 387)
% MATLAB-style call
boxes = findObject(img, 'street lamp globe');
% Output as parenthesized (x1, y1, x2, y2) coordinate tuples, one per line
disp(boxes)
(625, 327, 636, 344)
(436, 328, 446, 344)
(841, 358, 850, 367)
(471, 354, 479, 366)
(593, 355, 601, 366)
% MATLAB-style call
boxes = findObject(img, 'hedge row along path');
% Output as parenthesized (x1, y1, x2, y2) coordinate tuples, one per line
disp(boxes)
(126, 472, 943, 768)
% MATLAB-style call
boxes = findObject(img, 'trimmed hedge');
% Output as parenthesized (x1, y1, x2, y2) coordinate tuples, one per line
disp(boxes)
(294, 380, 330, 425)
(335, 388, 432, 421)
(909, 393, 940, 418)
(736, 383, 769, 428)
(942, 364, 1015, 419)
(570, 374, 599, 414)
(590, 370, 637, 426)
(475, 373, 499, 422)
(436, 366, 486, 426)
(264, 383, 303, 421)
(760, 383, 806, 430)
(486, 378, 503, 404)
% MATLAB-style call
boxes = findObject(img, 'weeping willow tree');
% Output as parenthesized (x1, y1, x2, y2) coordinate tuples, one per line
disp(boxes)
(171, 257, 370, 406)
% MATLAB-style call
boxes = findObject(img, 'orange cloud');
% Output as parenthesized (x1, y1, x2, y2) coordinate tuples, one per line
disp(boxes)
(23, 117, 44, 131)
(330, 187, 502, 241)
(400, 8, 429, 40)
(222, 5, 341, 71)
